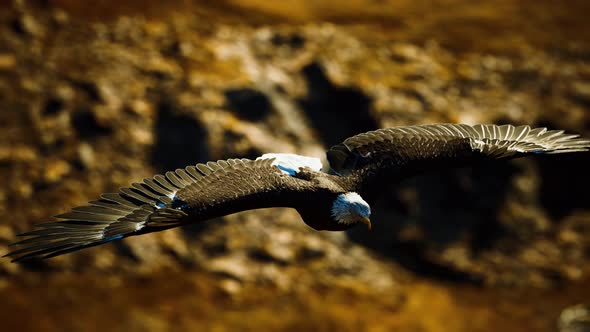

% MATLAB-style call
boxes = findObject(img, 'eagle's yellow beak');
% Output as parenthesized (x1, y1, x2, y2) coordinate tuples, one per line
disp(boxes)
(360, 217, 372, 231)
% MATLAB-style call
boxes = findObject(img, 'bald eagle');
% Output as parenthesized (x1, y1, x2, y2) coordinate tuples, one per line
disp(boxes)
(5, 123, 590, 262)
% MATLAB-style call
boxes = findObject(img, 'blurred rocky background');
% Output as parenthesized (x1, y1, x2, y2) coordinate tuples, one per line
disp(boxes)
(0, 0, 589, 331)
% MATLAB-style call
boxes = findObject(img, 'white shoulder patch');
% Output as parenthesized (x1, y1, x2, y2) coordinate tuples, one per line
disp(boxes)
(257, 153, 323, 176)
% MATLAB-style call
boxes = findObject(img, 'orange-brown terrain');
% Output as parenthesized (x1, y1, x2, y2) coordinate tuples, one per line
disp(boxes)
(0, 0, 589, 331)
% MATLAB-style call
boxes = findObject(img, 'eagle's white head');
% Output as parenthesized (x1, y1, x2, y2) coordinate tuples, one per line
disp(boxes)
(331, 192, 372, 230)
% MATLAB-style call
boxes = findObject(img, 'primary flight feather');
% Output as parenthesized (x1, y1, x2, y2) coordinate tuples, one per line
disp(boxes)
(5, 123, 590, 262)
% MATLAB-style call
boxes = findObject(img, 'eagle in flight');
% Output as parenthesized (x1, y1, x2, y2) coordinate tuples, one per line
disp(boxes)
(5, 123, 590, 262)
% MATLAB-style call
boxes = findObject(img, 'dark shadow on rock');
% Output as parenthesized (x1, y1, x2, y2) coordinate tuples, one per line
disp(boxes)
(224, 88, 272, 122)
(150, 101, 209, 173)
(270, 32, 305, 49)
(503, 68, 540, 90)
(71, 108, 113, 139)
(13, 258, 56, 272)
(534, 120, 590, 220)
(413, 164, 515, 250)
(222, 130, 263, 160)
(347, 162, 516, 284)
(298, 62, 378, 146)
(112, 242, 141, 263)
(72, 81, 101, 102)
(42, 97, 64, 116)
(537, 152, 590, 220)
(180, 217, 230, 250)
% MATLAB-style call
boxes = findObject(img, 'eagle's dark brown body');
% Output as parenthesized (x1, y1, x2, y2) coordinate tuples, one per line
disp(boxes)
(5, 123, 589, 261)
(175, 164, 358, 231)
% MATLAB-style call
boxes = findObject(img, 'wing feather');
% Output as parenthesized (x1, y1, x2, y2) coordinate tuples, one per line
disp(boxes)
(5, 158, 313, 262)
(142, 178, 174, 196)
(327, 123, 590, 179)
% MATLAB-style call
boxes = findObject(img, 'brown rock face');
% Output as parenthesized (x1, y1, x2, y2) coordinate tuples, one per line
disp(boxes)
(0, 1, 589, 331)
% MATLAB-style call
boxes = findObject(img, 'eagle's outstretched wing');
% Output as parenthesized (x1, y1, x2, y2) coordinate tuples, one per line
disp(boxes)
(5, 158, 316, 262)
(327, 123, 590, 185)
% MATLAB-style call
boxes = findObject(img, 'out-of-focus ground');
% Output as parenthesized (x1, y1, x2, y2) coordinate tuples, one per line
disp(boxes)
(1, 0, 590, 331)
